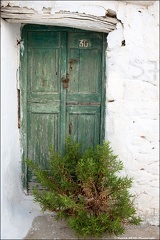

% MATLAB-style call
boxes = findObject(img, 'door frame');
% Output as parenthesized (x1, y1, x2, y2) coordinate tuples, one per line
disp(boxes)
(20, 24, 107, 191)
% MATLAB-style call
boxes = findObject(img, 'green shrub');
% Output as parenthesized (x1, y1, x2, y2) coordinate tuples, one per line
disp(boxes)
(26, 137, 141, 237)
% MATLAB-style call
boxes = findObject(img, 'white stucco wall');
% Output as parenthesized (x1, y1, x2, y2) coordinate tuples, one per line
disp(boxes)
(106, 1, 159, 225)
(1, 1, 159, 239)
(1, 20, 42, 239)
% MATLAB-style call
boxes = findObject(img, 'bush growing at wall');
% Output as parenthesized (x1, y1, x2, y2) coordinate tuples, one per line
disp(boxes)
(26, 138, 141, 237)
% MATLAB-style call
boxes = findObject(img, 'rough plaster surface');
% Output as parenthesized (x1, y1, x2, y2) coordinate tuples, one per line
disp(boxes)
(105, 0, 159, 226)
(1, 1, 159, 239)
(1, 20, 43, 240)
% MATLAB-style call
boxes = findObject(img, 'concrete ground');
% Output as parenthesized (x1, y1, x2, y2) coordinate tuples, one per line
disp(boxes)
(24, 214, 159, 239)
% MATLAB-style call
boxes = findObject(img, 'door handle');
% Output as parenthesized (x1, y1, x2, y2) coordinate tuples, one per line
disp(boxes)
(62, 73, 69, 89)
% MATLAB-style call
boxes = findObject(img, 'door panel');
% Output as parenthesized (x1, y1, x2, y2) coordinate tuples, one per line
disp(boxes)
(66, 106, 100, 151)
(67, 32, 102, 102)
(66, 32, 102, 150)
(67, 32, 102, 49)
(27, 31, 60, 48)
(68, 49, 100, 94)
(21, 25, 106, 192)
(28, 113, 60, 167)
(78, 49, 99, 94)
(27, 112, 60, 192)
(28, 49, 59, 93)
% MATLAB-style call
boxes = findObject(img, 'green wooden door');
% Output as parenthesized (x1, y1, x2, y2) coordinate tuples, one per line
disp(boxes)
(21, 25, 106, 191)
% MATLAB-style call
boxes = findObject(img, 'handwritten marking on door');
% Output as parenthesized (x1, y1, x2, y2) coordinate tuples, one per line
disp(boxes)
(79, 39, 90, 48)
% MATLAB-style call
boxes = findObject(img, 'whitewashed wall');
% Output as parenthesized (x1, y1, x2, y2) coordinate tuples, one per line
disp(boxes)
(1, 20, 42, 239)
(105, 1, 159, 225)
(1, 1, 159, 239)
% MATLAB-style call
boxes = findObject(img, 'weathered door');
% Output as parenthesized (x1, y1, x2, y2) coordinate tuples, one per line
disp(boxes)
(21, 25, 106, 192)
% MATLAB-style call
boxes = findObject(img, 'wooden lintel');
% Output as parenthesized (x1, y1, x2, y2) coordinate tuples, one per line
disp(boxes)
(1, 6, 119, 33)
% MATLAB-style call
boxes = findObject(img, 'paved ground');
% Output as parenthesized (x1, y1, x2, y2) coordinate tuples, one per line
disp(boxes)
(24, 214, 159, 239)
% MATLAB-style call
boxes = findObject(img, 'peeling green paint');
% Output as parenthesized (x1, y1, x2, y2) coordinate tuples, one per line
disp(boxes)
(20, 24, 107, 192)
